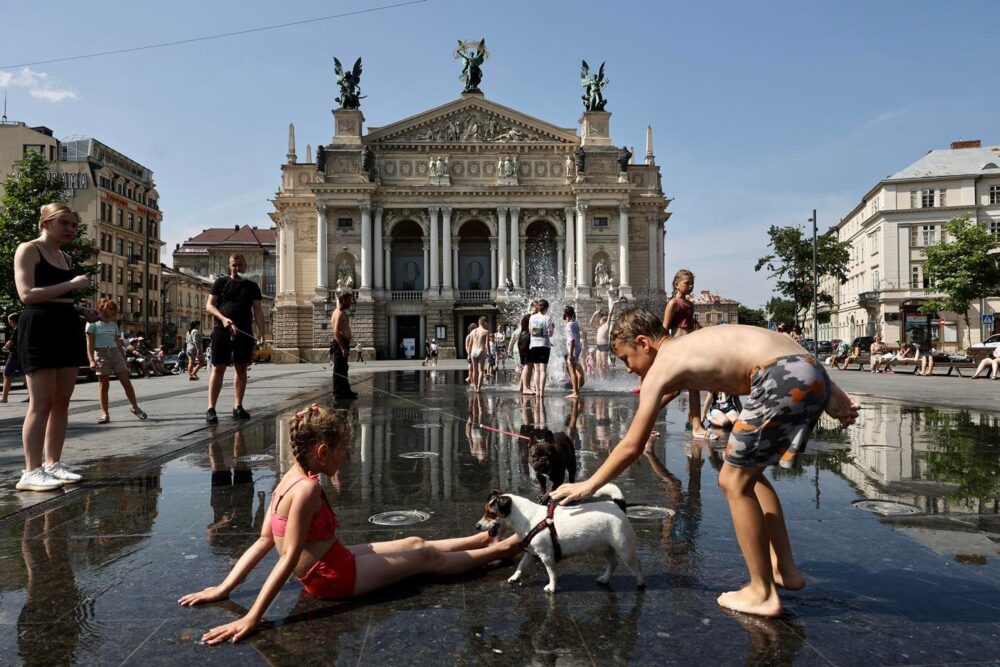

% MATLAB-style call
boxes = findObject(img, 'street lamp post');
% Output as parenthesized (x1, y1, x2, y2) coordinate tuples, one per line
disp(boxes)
(809, 209, 818, 355)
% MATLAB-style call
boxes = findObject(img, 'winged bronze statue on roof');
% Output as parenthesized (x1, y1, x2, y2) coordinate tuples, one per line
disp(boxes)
(455, 39, 487, 94)
(334, 57, 365, 110)
(580, 60, 609, 112)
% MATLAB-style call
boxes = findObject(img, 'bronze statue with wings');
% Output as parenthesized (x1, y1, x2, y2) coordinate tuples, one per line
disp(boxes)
(580, 60, 609, 112)
(454, 39, 487, 94)
(334, 57, 364, 110)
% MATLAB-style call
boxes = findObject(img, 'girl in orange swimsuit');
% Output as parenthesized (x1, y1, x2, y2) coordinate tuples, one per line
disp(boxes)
(178, 404, 521, 645)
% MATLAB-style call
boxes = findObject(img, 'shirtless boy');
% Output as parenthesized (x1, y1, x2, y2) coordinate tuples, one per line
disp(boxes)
(550, 310, 860, 617)
(468, 317, 491, 392)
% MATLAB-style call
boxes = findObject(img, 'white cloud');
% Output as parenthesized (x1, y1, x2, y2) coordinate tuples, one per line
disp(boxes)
(0, 67, 77, 103)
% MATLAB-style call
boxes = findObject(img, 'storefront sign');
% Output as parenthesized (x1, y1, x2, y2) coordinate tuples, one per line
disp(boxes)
(48, 172, 89, 191)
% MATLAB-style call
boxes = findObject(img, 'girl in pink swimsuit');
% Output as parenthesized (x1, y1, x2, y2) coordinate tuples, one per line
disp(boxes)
(662, 269, 714, 440)
(179, 404, 521, 645)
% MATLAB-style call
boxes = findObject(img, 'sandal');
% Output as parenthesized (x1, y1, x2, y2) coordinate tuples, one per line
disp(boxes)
(131, 407, 147, 421)
(97, 414, 110, 424)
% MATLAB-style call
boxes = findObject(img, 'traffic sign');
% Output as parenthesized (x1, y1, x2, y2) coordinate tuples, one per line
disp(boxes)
(768, 322, 778, 331)
(984, 314, 995, 325)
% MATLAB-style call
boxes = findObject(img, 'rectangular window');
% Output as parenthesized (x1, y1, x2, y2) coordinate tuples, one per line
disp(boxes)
(922, 225, 937, 246)
(117, 209, 123, 226)
(989, 220, 1000, 240)
(337, 217, 353, 229)
(939, 189, 947, 207)
(593, 216, 609, 229)
(138, 217, 143, 234)
(705, 313, 712, 323)
(116, 238, 124, 255)
(127, 242, 134, 260)
(990, 185, 1000, 205)
(22, 144, 45, 157)
(910, 226, 918, 247)
(911, 266, 920, 289)
(910, 191, 917, 208)
(100, 202, 106, 221)
(117, 267, 123, 285)
(127, 213, 134, 230)
(921, 190, 935, 208)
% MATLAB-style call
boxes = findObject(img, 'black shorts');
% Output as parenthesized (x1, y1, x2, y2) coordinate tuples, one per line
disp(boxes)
(210, 325, 254, 366)
(527, 346, 551, 365)
(17, 304, 87, 374)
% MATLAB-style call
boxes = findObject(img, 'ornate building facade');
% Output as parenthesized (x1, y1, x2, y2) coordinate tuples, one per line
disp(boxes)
(270, 63, 670, 361)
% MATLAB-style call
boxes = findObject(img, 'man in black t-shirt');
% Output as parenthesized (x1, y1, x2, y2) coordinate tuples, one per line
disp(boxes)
(204, 254, 264, 423)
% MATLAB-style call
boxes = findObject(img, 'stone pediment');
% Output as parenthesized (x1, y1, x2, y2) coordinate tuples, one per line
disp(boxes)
(365, 96, 578, 146)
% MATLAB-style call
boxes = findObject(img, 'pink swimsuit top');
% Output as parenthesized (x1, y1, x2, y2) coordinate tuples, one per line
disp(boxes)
(669, 297, 694, 332)
(270, 474, 338, 542)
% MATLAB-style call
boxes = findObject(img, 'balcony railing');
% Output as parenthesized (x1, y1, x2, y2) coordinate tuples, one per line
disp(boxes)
(390, 290, 423, 302)
(458, 289, 493, 302)
(858, 291, 879, 305)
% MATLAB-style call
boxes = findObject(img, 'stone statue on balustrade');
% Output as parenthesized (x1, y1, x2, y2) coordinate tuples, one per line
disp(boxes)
(593, 258, 613, 288)
(429, 156, 450, 185)
(617, 146, 632, 174)
(336, 260, 355, 290)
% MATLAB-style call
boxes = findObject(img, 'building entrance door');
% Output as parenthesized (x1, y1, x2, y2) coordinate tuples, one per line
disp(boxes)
(396, 316, 420, 359)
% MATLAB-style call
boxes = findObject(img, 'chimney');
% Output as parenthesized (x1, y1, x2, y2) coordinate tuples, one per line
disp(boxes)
(234, 224, 239, 231)
(951, 139, 981, 149)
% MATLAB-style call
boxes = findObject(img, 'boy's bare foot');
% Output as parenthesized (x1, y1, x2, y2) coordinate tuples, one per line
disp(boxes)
(772, 565, 806, 591)
(566, 393, 579, 399)
(717, 585, 783, 617)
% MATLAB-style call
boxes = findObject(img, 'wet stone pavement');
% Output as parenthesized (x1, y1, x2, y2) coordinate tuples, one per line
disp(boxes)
(0, 369, 998, 666)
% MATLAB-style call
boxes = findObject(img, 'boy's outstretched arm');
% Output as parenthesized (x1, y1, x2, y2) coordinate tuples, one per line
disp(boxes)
(825, 379, 860, 427)
(550, 381, 677, 504)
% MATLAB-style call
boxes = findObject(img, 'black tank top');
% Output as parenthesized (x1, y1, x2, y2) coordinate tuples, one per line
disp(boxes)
(33, 242, 75, 288)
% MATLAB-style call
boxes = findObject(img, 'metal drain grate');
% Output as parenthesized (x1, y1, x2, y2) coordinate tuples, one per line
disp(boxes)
(852, 500, 921, 516)
(369, 510, 431, 526)
(626, 505, 676, 520)
(399, 451, 440, 459)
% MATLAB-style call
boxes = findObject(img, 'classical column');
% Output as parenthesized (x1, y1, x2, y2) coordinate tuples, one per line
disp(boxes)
(490, 239, 497, 289)
(658, 221, 665, 290)
(575, 203, 587, 287)
(564, 207, 575, 289)
(509, 206, 520, 288)
(519, 246, 525, 287)
(497, 206, 508, 287)
(647, 218, 657, 291)
(315, 203, 328, 291)
(442, 207, 453, 289)
(276, 223, 285, 294)
(286, 218, 296, 295)
(557, 241, 564, 286)
(428, 207, 439, 291)
(618, 204, 630, 291)
(422, 241, 431, 290)
(373, 208, 383, 290)
(384, 246, 392, 291)
(360, 203, 372, 289)
(451, 241, 459, 290)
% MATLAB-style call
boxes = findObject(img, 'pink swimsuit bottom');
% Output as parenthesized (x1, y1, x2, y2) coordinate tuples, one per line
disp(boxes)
(298, 541, 357, 599)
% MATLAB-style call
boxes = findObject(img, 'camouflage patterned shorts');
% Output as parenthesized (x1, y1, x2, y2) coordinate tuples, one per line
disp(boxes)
(724, 354, 830, 470)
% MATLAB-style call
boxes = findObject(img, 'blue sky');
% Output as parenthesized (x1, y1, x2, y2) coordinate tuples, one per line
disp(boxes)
(4, 0, 999, 308)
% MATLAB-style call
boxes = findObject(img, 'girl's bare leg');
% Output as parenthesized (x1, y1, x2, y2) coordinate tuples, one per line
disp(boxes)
(348, 531, 497, 556)
(119, 376, 140, 410)
(23, 369, 57, 470)
(44, 367, 79, 465)
(98, 376, 110, 416)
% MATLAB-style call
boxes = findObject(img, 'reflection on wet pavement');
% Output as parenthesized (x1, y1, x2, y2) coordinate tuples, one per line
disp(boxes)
(0, 369, 998, 665)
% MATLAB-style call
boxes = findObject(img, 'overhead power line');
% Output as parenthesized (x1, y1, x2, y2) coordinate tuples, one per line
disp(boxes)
(0, 0, 428, 69)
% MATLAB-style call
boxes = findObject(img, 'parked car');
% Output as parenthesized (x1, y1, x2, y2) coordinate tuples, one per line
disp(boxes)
(816, 340, 832, 355)
(163, 353, 181, 374)
(968, 333, 1000, 361)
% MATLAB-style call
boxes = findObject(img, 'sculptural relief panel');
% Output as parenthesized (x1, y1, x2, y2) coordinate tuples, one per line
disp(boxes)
(390, 111, 551, 144)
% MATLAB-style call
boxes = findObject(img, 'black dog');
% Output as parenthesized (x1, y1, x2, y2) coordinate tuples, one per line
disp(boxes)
(528, 429, 576, 501)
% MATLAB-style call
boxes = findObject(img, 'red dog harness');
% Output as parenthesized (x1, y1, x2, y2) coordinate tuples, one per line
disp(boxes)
(520, 500, 562, 561)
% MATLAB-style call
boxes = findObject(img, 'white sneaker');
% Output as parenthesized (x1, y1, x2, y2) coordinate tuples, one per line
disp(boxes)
(16, 467, 63, 492)
(44, 462, 82, 484)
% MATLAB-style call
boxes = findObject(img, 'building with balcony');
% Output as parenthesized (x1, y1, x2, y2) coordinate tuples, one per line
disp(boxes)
(0, 122, 165, 342)
(270, 57, 670, 361)
(690, 290, 740, 327)
(806, 139, 1000, 352)
(172, 225, 277, 298)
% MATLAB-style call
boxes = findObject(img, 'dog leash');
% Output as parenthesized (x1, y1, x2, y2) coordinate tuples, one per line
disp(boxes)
(519, 500, 562, 562)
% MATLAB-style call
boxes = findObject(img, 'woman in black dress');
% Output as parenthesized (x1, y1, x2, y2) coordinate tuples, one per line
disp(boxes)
(13, 203, 98, 491)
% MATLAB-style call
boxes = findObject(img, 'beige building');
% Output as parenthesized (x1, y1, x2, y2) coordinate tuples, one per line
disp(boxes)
(160, 265, 212, 351)
(0, 122, 165, 342)
(270, 63, 670, 361)
(807, 139, 1000, 352)
(690, 290, 740, 327)
(172, 225, 277, 297)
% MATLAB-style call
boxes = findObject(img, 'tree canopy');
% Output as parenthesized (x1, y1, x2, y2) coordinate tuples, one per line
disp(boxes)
(921, 215, 1000, 348)
(737, 305, 767, 327)
(755, 225, 850, 327)
(765, 297, 797, 328)
(0, 150, 96, 314)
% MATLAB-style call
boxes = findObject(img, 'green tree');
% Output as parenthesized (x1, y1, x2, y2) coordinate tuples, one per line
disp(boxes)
(920, 215, 1000, 348)
(755, 225, 850, 327)
(765, 297, 796, 327)
(737, 305, 767, 327)
(0, 150, 97, 314)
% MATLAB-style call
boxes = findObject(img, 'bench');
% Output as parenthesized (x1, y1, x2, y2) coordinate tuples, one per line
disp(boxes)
(834, 353, 978, 376)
